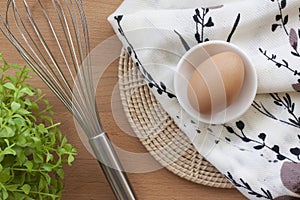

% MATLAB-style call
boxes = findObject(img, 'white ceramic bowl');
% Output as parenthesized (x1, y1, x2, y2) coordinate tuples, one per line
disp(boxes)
(174, 40, 257, 124)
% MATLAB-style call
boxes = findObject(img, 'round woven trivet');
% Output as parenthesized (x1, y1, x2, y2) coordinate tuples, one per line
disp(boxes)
(118, 49, 233, 188)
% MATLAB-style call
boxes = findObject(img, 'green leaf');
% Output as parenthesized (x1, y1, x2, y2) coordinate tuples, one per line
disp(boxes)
(61, 137, 67, 147)
(4, 139, 10, 146)
(20, 184, 31, 195)
(41, 115, 53, 124)
(13, 192, 29, 200)
(2, 190, 8, 200)
(5, 184, 19, 191)
(12, 172, 25, 185)
(7, 76, 16, 85)
(56, 168, 64, 179)
(42, 163, 53, 172)
(38, 176, 46, 191)
(42, 172, 51, 185)
(3, 145, 16, 156)
(24, 98, 32, 106)
(9, 63, 20, 69)
(3, 82, 16, 91)
(11, 102, 21, 112)
(7, 118, 15, 126)
(33, 152, 43, 163)
(24, 161, 33, 172)
(16, 154, 26, 165)
(19, 87, 34, 96)
(16, 108, 31, 115)
(0, 127, 15, 138)
(64, 144, 73, 152)
(30, 102, 38, 112)
(37, 124, 47, 133)
(0, 85, 4, 93)
(0, 168, 11, 182)
(46, 153, 53, 162)
(16, 135, 27, 146)
(67, 155, 75, 165)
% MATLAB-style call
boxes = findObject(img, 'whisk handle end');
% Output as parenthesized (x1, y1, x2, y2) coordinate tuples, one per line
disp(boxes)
(89, 133, 136, 200)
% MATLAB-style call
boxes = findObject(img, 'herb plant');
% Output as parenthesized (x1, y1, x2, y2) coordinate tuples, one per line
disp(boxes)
(0, 54, 76, 200)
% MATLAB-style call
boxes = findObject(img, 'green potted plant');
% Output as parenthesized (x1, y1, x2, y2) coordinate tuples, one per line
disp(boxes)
(0, 54, 76, 200)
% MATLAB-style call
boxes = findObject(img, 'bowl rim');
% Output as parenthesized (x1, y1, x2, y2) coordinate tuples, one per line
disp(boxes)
(174, 40, 258, 124)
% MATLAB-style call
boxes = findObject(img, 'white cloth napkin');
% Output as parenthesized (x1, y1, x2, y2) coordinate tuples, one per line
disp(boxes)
(108, 1, 300, 199)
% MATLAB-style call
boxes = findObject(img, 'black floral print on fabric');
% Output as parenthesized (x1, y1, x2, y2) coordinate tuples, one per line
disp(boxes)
(192, 5, 241, 43)
(260, 0, 300, 92)
(226, 162, 300, 199)
(174, 30, 191, 51)
(193, 6, 241, 43)
(114, 15, 176, 99)
(175, 6, 241, 51)
(255, 0, 300, 128)
(271, 0, 288, 35)
(290, 134, 300, 161)
(115, 6, 242, 98)
(253, 93, 300, 129)
(193, 7, 216, 43)
(224, 121, 299, 163)
(111, 3, 300, 199)
(225, 172, 273, 199)
(258, 48, 300, 77)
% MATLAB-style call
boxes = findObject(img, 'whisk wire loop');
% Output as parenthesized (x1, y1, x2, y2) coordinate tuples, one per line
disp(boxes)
(0, 1, 136, 199)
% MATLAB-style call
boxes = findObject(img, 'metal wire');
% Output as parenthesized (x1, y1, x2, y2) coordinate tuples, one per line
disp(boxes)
(0, 2, 138, 199)
(0, 0, 103, 138)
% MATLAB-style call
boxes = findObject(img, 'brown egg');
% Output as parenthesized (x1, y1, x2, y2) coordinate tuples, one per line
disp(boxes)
(187, 51, 245, 114)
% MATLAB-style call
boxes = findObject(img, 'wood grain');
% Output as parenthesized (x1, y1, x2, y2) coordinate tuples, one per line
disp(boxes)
(0, 1, 245, 199)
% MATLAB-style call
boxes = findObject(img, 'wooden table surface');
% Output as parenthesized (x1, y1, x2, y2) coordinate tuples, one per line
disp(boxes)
(0, 1, 246, 199)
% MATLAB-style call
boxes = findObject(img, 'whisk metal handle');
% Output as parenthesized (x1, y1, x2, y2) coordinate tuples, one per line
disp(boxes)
(89, 133, 136, 200)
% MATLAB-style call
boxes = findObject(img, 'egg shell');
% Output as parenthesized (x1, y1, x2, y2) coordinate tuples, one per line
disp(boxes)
(187, 51, 245, 114)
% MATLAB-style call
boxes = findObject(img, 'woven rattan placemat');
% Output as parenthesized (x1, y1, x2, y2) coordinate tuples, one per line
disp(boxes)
(118, 49, 232, 188)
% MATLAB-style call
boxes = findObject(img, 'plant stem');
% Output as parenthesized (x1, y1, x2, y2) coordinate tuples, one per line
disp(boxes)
(11, 168, 47, 172)
(14, 189, 60, 198)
